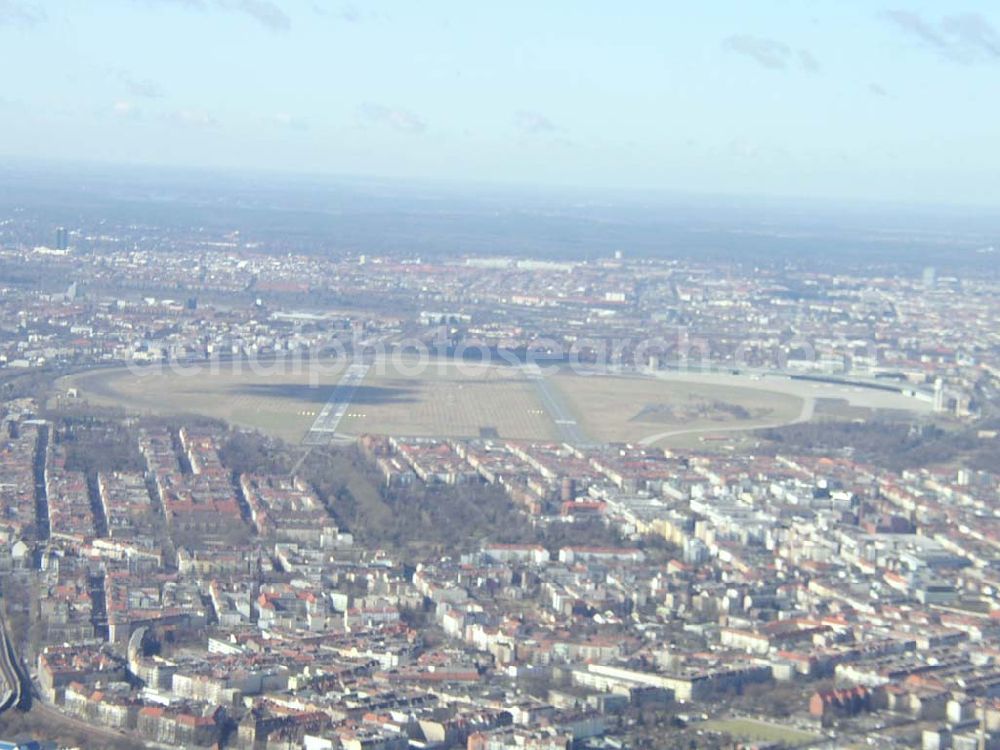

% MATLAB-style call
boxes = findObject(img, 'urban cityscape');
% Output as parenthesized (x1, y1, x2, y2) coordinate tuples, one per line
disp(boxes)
(0, 195, 993, 749)
(3, 1, 1000, 748)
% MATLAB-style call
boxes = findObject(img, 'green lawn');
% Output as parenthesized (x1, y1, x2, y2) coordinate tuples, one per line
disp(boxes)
(702, 717, 822, 746)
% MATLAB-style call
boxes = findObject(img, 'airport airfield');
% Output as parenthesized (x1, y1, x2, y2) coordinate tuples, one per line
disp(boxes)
(61, 357, 934, 448)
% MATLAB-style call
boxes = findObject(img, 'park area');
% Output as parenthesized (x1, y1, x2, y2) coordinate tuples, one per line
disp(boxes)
(700, 716, 823, 746)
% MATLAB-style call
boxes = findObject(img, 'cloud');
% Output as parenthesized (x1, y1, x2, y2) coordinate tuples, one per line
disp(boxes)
(337, 4, 361, 22)
(723, 34, 820, 72)
(312, 2, 362, 22)
(139, 0, 208, 9)
(121, 74, 165, 99)
(225, 0, 289, 31)
(271, 112, 308, 130)
(883, 10, 944, 47)
(798, 49, 821, 73)
(883, 10, 1000, 63)
(358, 102, 426, 133)
(724, 35, 790, 69)
(868, 82, 890, 97)
(112, 101, 142, 119)
(0, 0, 46, 26)
(727, 137, 761, 160)
(169, 109, 218, 127)
(138, 0, 290, 32)
(514, 109, 558, 135)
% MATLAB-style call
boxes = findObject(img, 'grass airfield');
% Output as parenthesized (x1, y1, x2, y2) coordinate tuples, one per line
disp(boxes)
(60, 358, 932, 446)
(64, 361, 345, 442)
(553, 371, 805, 445)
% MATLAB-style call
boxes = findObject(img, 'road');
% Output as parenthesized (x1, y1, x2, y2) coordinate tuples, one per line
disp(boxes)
(0, 594, 28, 715)
(0, 592, 151, 746)
(0, 614, 21, 713)
(21, 699, 157, 748)
(638, 390, 817, 446)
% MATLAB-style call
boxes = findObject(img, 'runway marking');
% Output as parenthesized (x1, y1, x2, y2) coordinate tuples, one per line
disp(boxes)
(302, 362, 371, 445)
(521, 364, 591, 446)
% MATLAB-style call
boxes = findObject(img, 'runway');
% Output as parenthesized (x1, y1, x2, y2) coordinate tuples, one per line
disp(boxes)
(303, 362, 371, 445)
(522, 364, 591, 446)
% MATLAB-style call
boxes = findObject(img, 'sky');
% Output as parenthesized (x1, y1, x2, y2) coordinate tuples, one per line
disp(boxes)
(2, 0, 1000, 206)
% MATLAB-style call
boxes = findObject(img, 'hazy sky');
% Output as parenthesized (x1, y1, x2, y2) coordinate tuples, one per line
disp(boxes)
(2, 0, 1000, 205)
